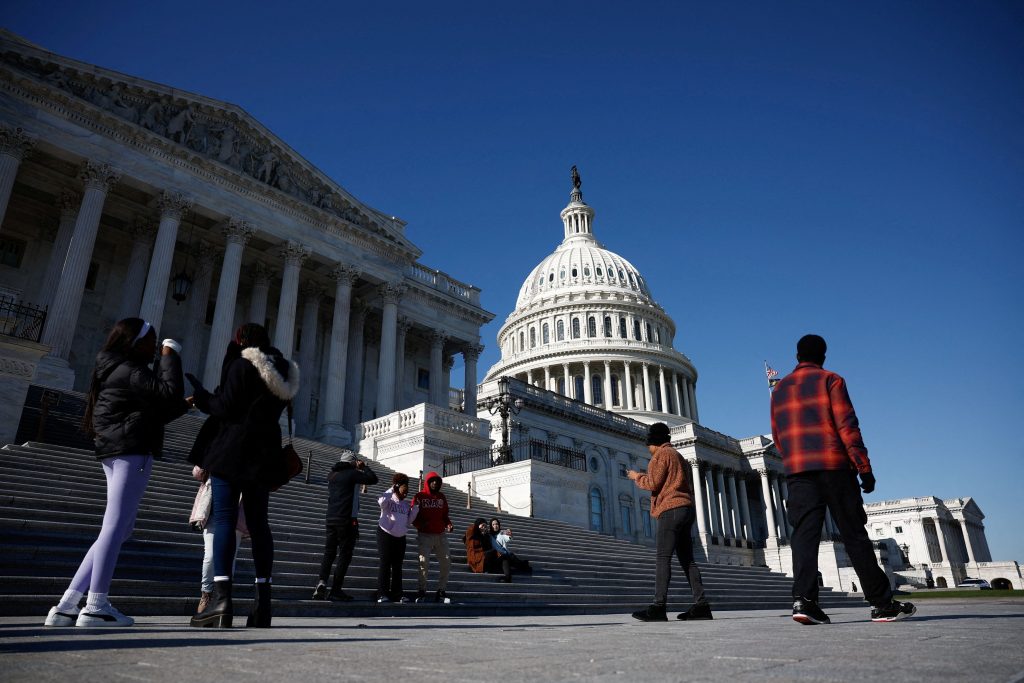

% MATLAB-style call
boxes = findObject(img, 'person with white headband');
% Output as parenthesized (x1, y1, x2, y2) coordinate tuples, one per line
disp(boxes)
(44, 317, 185, 628)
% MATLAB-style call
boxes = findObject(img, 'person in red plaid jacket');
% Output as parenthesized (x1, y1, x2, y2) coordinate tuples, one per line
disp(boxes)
(771, 334, 916, 625)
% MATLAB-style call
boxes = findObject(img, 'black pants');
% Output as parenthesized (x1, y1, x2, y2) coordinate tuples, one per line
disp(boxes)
(787, 470, 892, 607)
(654, 505, 707, 606)
(319, 519, 358, 591)
(376, 527, 406, 601)
(484, 551, 512, 581)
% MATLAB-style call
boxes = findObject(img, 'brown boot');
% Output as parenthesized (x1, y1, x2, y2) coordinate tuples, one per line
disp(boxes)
(197, 591, 212, 614)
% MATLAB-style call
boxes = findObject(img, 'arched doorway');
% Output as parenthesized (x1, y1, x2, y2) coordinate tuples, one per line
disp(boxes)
(992, 578, 1013, 590)
(936, 576, 948, 588)
(590, 487, 604, 533)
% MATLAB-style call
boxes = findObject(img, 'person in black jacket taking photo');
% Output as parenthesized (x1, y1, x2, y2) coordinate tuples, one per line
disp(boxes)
(186, 322, 299, 629)
(44, 318, 185, 628)
(313, 450, 378, 601)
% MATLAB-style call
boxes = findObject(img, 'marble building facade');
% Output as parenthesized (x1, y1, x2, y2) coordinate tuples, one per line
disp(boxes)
(0, 30, 493, 451)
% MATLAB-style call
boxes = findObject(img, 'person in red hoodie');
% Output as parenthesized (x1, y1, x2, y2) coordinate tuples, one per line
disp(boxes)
(412, 472, 454, 603)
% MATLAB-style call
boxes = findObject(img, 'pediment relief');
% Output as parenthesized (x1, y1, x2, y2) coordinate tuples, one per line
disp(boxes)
(0, 33, 416, 254)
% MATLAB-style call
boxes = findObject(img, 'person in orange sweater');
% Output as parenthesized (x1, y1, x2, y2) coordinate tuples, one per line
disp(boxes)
(627, 422, 713, 622)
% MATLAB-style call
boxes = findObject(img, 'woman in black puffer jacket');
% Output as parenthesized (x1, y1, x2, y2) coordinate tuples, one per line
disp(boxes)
(44, 318, 185, 628)
(187, 323, 299, 628)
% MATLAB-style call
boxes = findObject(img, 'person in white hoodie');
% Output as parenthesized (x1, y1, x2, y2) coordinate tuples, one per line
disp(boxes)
(376, 472, 419, 603)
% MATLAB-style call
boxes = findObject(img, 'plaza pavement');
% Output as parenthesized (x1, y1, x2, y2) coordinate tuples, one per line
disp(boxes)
(2, 599, 1022, 682)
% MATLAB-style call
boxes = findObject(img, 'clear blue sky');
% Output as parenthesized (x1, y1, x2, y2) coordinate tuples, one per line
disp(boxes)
(7, 2, 1022, 562)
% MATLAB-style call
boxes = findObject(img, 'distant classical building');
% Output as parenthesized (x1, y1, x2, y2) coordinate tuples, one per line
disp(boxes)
(865, 496, 1020, 590)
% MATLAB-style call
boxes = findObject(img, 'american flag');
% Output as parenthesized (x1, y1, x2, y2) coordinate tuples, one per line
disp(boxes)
(765, 361, 780, 390)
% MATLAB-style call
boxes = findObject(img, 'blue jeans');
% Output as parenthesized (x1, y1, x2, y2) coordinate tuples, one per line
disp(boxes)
(210, 476, 273, 580)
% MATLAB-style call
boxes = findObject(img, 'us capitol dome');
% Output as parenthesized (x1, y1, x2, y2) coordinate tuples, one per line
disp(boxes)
(484, 169, 700, 426)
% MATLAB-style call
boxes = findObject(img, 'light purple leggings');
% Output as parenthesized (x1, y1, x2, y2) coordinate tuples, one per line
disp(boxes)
(67, 454, 153, 595)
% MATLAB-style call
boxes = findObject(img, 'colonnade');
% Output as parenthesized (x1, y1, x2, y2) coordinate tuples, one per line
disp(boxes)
(518, 360, 698, 421)
(1, 147, 483, 439)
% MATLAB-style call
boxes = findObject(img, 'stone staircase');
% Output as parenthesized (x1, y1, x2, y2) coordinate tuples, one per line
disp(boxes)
(0, 410, 863, 618)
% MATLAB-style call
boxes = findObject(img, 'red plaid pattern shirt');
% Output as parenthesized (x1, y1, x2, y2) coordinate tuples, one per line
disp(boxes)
(770, 362, 871, 475)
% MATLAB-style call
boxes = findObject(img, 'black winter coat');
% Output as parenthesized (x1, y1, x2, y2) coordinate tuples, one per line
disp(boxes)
(326, 462, 379, 522)
(188, 346, 299, 488)
(90, 350, 186, 459)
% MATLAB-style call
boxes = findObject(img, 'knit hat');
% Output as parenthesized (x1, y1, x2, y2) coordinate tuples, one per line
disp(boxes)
(338, 450, 356, 464)
(646, 422, 671, 446)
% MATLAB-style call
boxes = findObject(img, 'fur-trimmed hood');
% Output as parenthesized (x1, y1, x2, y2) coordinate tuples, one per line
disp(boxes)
(241, 346, 300, 401)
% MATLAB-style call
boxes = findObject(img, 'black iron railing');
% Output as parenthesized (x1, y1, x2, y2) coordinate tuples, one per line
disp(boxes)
(442, 438, 587, 476)
(0, 299, 47, 342)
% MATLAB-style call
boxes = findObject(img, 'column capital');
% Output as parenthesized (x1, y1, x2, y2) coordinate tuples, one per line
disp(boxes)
(0, 125, 35, 161)
(222, 218, 255, 245)
(623, 360, 631, 369)
(464, 343, 484, 361)
(430, 329, 448, 348)
(156, 190, 193, 220)
(78, 161, 121, 192)
(280, 239, 311, 266)
(443, 356, 455, 372)
(329, 262, 360, 285)
(130, 216, 157, 245)
(352, 297, 369, 322)
(58, 189, 81, 219)
(397, 315, 413, 334)
(251, 260, 275, 287)
(379, 281, 408, 305)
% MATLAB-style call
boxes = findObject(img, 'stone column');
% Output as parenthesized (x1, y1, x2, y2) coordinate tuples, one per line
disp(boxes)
(429, 329, 447, 407)
(690, 459, 709, 535)
(716, 467, 734, 539)
(933, 516, 953, 565)
(0, 126, 34, 230)
(544, 366, 551, 392)
(583, 360, 592, 404)
(672, 373, 683, 416)
(562, 363, 571, 398)
(39, 190, 79, 311)
(139, 191, 192, 332)
(759, 469, 779, 543)
(464, 343, 483, 414)
(294, 283, 323, 431)
(623, 361, 634, 410)
(727, 471, 745, 540)
(394, 316, 411, 410)
(682, 377, 692, 418)
(116, 218, 157, 320)
(658, 366, 669, 413)
(771, 476, 787, 541)
(704, 468, 722, 538)
(41, 162, 121, 362)
(443, 356, 454, 407)
(342, 301, 368, 428)
(202, 219, 254, 388)
(738, 477, 753, 544)
(248, 261, 273, 325)
(960, 520, 977, 565)
(182, 242, 217, 377)
(600, 360, 612, 408)
(318, 265, 359, 444)
(689, 381, 699, 423)
(375, 282, 405, 416)
(273, 240, 310, 359)
(641, 363, 653, 411)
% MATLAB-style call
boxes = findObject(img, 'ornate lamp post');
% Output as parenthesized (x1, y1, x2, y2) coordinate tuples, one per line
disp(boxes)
(487, 377, 523, 464)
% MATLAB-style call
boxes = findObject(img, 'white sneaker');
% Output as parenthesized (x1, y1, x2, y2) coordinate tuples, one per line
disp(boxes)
(44, 605, 80, 627)
(76, 602, 134, 627)
(377, 596, 391, 603)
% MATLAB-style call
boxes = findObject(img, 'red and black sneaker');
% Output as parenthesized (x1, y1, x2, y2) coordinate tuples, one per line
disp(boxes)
(792, 597, 831, 625)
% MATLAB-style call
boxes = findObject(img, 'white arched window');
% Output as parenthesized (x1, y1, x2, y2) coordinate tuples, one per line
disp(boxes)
(587, 316, 597, 338)
(610, 375, 620, 406)
(556, 320, 565, 341)
(542, 323, 550, 345)
(571, 317, 580, 339)
(592, 375, 603, 405)
(603, 315, 612, 337)
(529, 327, 536, 348)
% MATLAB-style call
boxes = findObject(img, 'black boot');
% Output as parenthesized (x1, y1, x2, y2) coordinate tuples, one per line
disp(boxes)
(631, 604, 668, 622)
(190, 580, 232, 628)
(246, 581, 272, 628)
